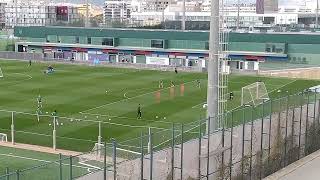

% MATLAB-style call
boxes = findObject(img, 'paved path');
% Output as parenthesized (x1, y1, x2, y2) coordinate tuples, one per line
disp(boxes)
(0, 142, 81, 156)
(265, 149, 320, 180)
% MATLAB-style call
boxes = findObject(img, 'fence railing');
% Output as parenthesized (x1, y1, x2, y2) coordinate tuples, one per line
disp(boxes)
(1, 90, 320, 179)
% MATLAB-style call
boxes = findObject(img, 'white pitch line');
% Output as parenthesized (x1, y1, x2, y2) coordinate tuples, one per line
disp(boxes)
(123, 87, 155, 99)
(80, 80, 199, 114)
(268, 80, 297, 94)
(0, 153, 93, 169)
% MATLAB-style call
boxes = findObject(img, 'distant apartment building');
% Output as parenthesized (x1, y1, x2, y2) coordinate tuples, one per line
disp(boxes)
(104, 0, 130, 22)
(77, 4, 103, 18)
(256, 0, 278, 14)
(0, 3, 5, 29)
(141, 0, 174, 12)
(4, 3, 81, 28)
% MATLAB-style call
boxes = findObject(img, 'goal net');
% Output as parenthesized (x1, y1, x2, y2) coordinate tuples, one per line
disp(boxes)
(241, 82, 269, 106)
(0, 133, 8, 142)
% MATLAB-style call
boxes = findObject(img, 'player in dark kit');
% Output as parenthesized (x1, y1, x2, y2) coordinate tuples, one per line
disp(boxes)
(137, 104, 142, 119)
(175, 68, 178, 74)
(229, 92, 234, 100)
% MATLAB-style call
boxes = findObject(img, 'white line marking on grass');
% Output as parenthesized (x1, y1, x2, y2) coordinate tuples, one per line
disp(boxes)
(79, 112, 173, 126)
(268, 80, 297, 94)
(0, 73, 33, 86)
(79, 80, 198, 114)
(123, 88, 155, 99)
(0, 153, 93, 170)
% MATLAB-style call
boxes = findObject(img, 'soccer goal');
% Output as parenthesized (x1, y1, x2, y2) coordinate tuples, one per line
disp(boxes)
(241, 82, 270, 106)
(0, 67, 3, 78)
(0, 133, 8, 142)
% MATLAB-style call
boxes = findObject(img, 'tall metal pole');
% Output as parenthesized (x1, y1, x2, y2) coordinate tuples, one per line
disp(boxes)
(11, 112, 15, 145)
(207, 0, 220, 131)
(85, 0, 90, 27)
(182, 0, 186, 30)
(317, 0, 319, 28)
(236, 0, 240, 30)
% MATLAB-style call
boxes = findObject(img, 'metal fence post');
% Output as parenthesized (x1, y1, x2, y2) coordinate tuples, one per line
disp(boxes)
(140, 133, 144, 180)
(249, 106, 254, 180)
(69, 156, 72, 180)
(11, 112, 14, 145)
(16, 170, 19, 180)
(104, 142, 107, 180)
(53, 116, 57, 151)
(284, 95, 289, 166)
(260, 100, 265, 180)
(198, 119, 202, 179)
(112, 139, 117, 180)
(298, 91, 304, 159)
(149, 129, 153, 180)
(268, 100, 273, 167)
(221, 114, 225, 180)
(230, 112, 234, 179)
(171, 123, 175, 180)
(5, 167, 9, 180)
(59, 153, 62, 180)
(180, 124, 184, 180)
(206, 117, 211, 180)
(305, 92, 310, 155)
(241, 109, 246, 179)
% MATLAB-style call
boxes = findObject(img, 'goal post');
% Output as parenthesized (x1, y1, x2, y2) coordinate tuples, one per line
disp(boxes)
(0, 133, 8, 142)
(241, 82, 269, 107)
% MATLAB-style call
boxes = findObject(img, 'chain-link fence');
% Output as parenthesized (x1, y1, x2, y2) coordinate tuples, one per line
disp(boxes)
(1, 90, 320, 179)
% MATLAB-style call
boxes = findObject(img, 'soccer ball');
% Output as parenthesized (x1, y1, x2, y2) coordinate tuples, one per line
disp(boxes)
(164, 117, 166, 120)
(61, 123, 64, 126)
(156, 116, 158, 119)
(49, 123, 52, 126)
(277, 90, 281, 93)
(109, 118, 111, 121)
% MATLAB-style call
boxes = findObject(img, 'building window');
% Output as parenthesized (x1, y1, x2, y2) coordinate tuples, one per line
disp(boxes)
(87, 37, 91, 44)
(76, 36, 80, 43)
(151, 40, 164, 48)
(205, 42, 209, 50)
(102, 38, 114, 46)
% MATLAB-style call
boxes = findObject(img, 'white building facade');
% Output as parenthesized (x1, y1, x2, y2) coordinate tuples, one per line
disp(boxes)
(4, 2, 81, 28)
(104, 0, 131, 21)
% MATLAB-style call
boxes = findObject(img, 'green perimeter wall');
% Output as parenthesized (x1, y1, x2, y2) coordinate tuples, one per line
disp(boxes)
(14, 26, 320, 66)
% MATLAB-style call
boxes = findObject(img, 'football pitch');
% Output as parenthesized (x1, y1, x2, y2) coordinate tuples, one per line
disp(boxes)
(0, 59, 319, 152)
(0, 146, 98, 180)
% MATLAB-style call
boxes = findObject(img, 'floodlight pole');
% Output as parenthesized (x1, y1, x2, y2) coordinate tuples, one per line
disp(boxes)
(317, 0, 319, 28)
(85, 0, 90, 28)
(207, 0, 220, 132)
(236, 0, 240, 30)
(182, 0, 186, 30)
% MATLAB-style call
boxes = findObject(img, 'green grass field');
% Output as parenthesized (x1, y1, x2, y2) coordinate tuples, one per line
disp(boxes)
(0, 59, 319, 153)
(0, 146, 100, 180)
